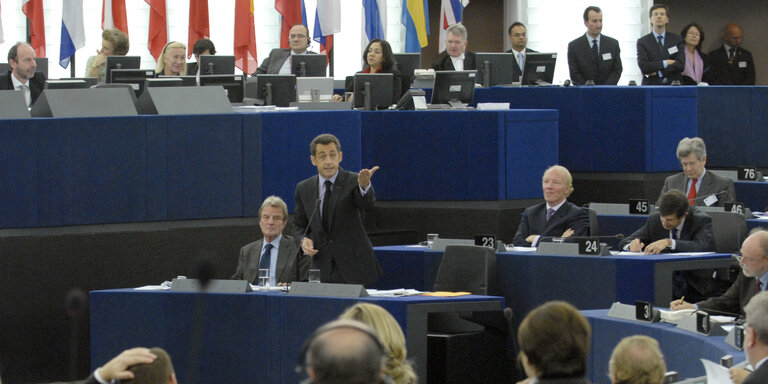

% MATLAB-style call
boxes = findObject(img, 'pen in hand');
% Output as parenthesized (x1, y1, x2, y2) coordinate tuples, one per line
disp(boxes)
(677, 296, 685, 307)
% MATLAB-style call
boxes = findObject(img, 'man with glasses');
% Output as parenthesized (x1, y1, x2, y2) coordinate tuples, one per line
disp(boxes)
(671, 229, 768, 316)
(505, 22, 537, 83)
(232, 195, 308, 285)
(660, 137, 735, 207)
(255, 24, 317, 75)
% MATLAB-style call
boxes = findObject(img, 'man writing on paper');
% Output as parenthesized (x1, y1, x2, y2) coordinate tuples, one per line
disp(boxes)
(293, 134, 382, 286)
(513, 165, 589, 247)
(567, 6, 623, 85)
(659, 137, 735, 207)
(232, 195, 308, 286)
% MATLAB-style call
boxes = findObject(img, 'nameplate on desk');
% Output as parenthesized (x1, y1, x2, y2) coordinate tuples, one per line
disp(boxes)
(536, 242, 610, 256)
(724, 202, 745, 215)
(289, 282, 368, 298)
(589, 202, 630, 215)
(431, 238, 475, 251)
(629, 199, 651, 215)
(676, 311, 728, 336)
(737, 167, 759, 181)
(170, 278, 252, 293)
(725, 325, 744, 350)
(607, 302, 660, 323)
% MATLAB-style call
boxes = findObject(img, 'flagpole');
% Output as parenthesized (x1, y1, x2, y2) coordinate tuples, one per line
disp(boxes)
(70, 56, 76, 78)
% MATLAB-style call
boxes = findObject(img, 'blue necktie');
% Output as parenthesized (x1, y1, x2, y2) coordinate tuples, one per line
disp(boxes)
(259, 243, 273, 270)
(670, 229, 678, 240)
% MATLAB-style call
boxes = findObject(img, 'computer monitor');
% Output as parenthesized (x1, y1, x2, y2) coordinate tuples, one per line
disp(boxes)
(475, 52, 516, 87)
(394, 53, 421, 79)
(291, 55, 327, 77)
(45, 79, 89, 89)
(246, 75, 297, 107)
(430, 70, 477, 106)
(296, 77, 334, 102)
(353, 73, 394, 110)
(522, 53, 558, 86)
(0, 63, 10, 73)
(157, 75, 197, 87)
(111, 69, 156, 96)
(199, 55, 236, 75)
(105, 56, 141, 83)
(199, 74, 245, 103)
(34, 57, 48, 77)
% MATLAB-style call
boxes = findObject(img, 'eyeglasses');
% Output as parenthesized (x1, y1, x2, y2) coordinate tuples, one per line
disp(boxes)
(290, 34, 307, 39)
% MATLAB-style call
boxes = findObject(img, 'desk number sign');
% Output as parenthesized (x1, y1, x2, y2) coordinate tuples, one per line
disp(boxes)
(578, 238, 600, 255)
(738, 167, 759, 181)
(724, 202, 745, 215)
(635, 301, 654, 322)
(629, 199, 650, 215)
(474, 234, 496, 249)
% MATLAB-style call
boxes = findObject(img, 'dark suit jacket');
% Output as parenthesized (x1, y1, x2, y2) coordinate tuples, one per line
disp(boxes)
(254, 48, 318, 75)
(619, 209, 715, 252)
(696, 272, 759, 316)
(704, 45, 755, 85)
(292, 168, 382, 286)
(430, 51, 477, 71)
(660, 170, 736, 207)
(504, 47, 537, 84)
(512, 201, 590, 246)
(743, 359, 768, 384)
(636, 31, 684, 85)
(0, 70, 46, 106)
(567, 34, 622, 85)
(231, 235, 307, 284)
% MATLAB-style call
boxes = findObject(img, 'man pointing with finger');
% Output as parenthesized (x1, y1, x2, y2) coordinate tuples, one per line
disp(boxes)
(293, 133, 383, 286)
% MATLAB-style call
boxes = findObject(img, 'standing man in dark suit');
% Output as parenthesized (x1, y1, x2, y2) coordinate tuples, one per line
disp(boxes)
(430, 23, 476, 71)
(293, 133, 382, 286)
(255, 24, 317, 75)
(232, 195, 308, 285)
(636, 4, 683, 85)
(0, 42, 46, 107)
(505, 22, 537, 83)
(704, 23, 755, 85)
(513, 165, 589, 247)
(567, 6, 622, 85)
(660, 137, 736, 207)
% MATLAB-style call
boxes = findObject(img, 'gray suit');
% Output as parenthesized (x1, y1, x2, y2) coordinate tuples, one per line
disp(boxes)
(254, 48, 317, 75)
(232, 235, 308, 284)
(660, 170, 736, 207)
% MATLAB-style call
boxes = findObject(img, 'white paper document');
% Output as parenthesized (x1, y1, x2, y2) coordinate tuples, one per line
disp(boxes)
(701, 358, 732, 384)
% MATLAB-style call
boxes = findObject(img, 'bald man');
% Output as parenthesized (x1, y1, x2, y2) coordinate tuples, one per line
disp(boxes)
(704, 24, 755, 85)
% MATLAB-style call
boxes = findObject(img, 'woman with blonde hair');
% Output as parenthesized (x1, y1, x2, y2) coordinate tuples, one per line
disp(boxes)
(156, 41, 187, 76)
(339, 303, 417, 384)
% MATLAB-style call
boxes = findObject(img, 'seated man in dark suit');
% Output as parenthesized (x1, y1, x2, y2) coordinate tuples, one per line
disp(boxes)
(186, 38, 216, 76)
(567, 6, 622, 85)
(505, 22, 537, 83)
(636, 4, 683, 85)
(730, 291, 768, 384)
(430, 23, 476, 71)
(232, 195, 308, 285)
(660, 137, 735, 207)
(254, 24, 317, 75)
(704, 24, 755, 85)
(671, 229, 768, 317)
(0, 42, 46, 107)
(513, 165, 589, 247)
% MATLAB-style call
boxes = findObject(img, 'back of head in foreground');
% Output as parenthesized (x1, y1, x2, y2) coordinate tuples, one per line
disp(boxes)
(304, 319, 387, 384)
(609, 335, 666, 384)
(121, 347, 176, 384)
(517, 301, 591, 380)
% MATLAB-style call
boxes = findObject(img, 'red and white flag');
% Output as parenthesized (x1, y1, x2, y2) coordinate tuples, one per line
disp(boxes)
(188, 0, 210, 58)
(145, 0, 167, 60)
(22, 0, 46, 57)
(102, 0, 129, 36)
(234, 0, 257, 73)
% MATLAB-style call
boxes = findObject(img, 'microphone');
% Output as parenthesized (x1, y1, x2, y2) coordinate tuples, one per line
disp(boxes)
(688, 189, 728, 203)
(537, 233, 624, 244)
(302, 198, 321, 239)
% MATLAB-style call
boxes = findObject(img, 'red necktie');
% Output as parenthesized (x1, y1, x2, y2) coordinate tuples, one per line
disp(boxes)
(688, 179, 697, 206)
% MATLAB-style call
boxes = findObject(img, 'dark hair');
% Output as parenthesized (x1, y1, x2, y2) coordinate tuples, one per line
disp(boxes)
(102, 28, 130, 55)
(291, 23, 312, 46)
(508, 22, 526, 36)
(583, 6, 602, 22)
(362, 38, 395, 73)
(681, 23, 705, 51)
(658, 190, 689, 218)
(122, 347, 174, 384)
(649, 4, 669, 19)
(310, 133, 342, 155)
(7, 42, 27, 62)
(193, 38, 216, 56)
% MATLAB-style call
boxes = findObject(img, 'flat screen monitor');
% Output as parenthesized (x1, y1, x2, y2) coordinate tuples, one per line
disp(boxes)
(157, 75, 197, 87)
(296, 77, 334, 102)
(394, 53, 421, 78)
(105, 56, 141, 83)
(475, 52, 516, 87)
(291, 54, 327, 77)
(522, 53, 558, 86)
(34, 57, 48, 77)
(111, 69, 156, 96)
(246, 75, 297, 107)
(45, 80, 89, 89)
(0, 63, 10, 73)
(199, 55, 235, 75)
(200, 74, 245, 103)
(353, 73, 393, 110)
(430, 70, 476, 106)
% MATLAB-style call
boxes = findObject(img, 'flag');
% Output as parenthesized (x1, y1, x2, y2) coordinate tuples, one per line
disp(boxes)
(102, 0, 129, 36)
(22, 0, 46, 57)
(275, 0, 306, 49)
(60, 0, 86, 68)
(145, 0, 167, 60)
(362, 0, 386, 44)
(188, 0, 210, 58)
(439, 0, 469, 52)
(313, 0, 340, 57)
(234, 0, 258, 73)
(402, 0, 429, 53)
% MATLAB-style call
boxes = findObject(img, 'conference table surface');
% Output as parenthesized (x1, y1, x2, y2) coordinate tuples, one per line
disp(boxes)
(90, 288, 503, 384)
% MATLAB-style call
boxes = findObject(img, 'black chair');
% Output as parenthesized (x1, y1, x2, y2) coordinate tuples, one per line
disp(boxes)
(706, 210, 747, 254)
(433, 245, 498, 296)
(587, 207, 600, 237)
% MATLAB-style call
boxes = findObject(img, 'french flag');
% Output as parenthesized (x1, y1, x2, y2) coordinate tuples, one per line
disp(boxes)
(313, 0, 340, 58)
(439, 0, 469, 53)
(60, 0, 86, 68)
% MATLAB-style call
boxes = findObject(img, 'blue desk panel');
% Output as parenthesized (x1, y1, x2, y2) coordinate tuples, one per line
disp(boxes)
(734, 181, 767, 213)
(583, 309, 744, 382)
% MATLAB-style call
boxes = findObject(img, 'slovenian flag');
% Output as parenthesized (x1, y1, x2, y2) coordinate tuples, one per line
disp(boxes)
(439, 0, 469, 53)
(60, 0, 86, 68)
(362, 0, 386, 46)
